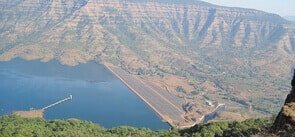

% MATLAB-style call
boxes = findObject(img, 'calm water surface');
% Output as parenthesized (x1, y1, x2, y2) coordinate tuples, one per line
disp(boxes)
(0, 58, 169, 130)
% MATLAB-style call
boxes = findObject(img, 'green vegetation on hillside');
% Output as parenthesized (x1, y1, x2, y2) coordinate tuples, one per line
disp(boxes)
(0, 115, 272, 137)
(181, 119, 272, 137)
(0, 0, 294, 119)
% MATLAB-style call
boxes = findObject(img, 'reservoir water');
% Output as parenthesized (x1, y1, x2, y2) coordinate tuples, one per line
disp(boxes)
(0, 58, 169, 130)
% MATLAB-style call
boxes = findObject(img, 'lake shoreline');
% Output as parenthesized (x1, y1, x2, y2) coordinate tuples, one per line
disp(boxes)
(0, 58, 169, 130)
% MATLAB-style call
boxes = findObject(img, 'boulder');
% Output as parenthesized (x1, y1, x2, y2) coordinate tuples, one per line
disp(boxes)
(273, 69, 295, 132)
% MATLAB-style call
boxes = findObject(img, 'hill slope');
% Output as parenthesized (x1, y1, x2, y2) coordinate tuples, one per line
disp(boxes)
(0, 0, 295, 119)
(0, 115, 271, 137)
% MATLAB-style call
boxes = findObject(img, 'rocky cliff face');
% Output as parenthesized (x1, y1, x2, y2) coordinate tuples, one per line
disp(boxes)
(0, 0, 295, 119)
(273, 71, 295, 133)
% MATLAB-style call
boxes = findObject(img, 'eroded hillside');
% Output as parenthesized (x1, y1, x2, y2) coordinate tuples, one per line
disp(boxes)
(0, 0, 295, 120)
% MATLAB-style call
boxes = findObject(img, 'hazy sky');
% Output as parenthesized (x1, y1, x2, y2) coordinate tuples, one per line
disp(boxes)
(201, 0, 295, 16)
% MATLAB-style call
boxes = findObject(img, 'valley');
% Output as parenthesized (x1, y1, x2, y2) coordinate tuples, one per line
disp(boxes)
(0, 0, 295, 126)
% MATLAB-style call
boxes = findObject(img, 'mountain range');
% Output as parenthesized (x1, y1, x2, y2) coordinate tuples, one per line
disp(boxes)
(0, 0, 295, 120)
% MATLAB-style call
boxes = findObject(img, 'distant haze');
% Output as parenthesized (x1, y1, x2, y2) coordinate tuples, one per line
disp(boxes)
(202, 0, 295, 16)
(285, 16, 295, 22)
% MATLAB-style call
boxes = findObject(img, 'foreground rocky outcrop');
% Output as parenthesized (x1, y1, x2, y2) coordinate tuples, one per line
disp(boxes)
(273, 70, 295, 134)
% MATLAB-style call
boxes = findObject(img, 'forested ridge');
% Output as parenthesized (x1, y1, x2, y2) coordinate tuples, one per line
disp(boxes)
(0, 115, 271, 137)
